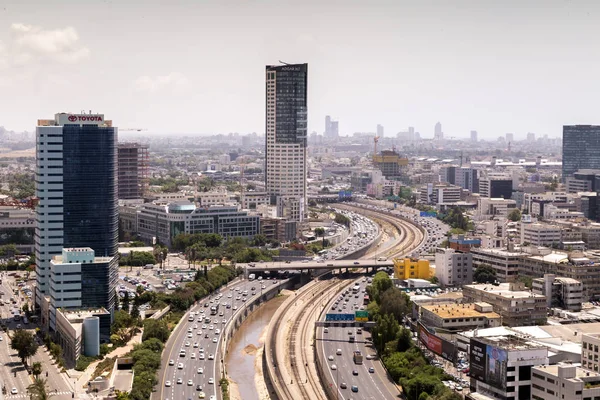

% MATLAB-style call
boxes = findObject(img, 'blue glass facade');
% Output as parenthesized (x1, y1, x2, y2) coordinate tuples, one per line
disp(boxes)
(62, 124, 118, 257)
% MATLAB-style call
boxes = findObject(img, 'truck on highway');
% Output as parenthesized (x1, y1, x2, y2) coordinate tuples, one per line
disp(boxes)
(248, 273, 256, 281)
(353, 350, 363, 365)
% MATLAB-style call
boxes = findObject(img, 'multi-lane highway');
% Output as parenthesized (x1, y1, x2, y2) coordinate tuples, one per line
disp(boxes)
(317, 278, 400, 399)
(156, 276, 283, 400)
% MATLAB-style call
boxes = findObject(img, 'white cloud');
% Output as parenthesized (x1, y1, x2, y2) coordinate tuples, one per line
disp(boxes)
(10, 23, 90, 63)
(134, 72, 189, 92)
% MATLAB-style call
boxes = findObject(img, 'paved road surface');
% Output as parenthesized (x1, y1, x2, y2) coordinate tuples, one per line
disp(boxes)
(156, 277, 283, 400)
(317, 277, 401, 400)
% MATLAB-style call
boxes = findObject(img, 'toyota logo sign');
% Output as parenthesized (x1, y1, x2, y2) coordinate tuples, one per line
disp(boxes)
(68, 115, 77, 122)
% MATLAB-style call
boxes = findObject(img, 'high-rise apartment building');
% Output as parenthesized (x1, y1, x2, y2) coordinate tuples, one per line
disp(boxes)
(35, 113, 118, 321)
(324, 115, 339, 139)
(377, 124, 384, 138)
(562, 125, 600, 179)
(117, 142, 149, 199)
(470, 130, 478, 142)
(265, 63, 308, 222)
(434, 121, 443, 140)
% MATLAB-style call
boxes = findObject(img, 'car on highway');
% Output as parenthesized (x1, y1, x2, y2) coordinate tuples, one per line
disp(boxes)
(209, 353, 214, 360)
(328, 355, 334, 361)
(169, 359, 174, 366)
(165, 381, 172, 387)
(352, 370, 358, 375)
(208, 378, 214, 384)
(177, 378, 183, 384)
(351, 385, 359, 392)
(340, 382, 347, 389)
(330, 364, 337, 370)
(198, 392, 206, 398)
(178, 363, 183, 369)
(197, 367, 203, 374)
(188, 380, 194, 386)
(369, 367, 375, 373)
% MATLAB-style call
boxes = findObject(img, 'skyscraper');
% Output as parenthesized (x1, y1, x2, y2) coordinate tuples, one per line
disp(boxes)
(377, 124, 384, 139)
(563, 125, 600, 179)
(265, 63, 308, 221)
(118, 142, 149, 199)
(434, 122, 444, 140)
(35, 113, 118, 318)
(471, 130, 478, 142)
(324, 115, 339, 139)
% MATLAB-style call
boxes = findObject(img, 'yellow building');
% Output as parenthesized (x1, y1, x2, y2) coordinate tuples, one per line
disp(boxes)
(394, 258, 431, 280)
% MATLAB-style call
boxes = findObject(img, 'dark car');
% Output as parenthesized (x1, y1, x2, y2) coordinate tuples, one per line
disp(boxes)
(340, 383, 347, 389)
(204, 303, 209, 307)
(196, 385, 202, 391)
(352, 370, 358, 375)
(351, 385, 358, 392)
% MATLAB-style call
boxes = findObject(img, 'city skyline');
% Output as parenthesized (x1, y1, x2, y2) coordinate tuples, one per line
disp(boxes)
(2, 0, 600, 138)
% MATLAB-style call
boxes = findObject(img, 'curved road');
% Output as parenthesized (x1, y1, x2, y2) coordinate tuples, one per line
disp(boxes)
(155, 277, 283, 400)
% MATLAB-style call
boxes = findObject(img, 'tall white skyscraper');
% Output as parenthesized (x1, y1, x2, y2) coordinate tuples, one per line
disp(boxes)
(434, 122, 444, 140)
(377, 124, 384, 138)
(265, 63, 308, 221)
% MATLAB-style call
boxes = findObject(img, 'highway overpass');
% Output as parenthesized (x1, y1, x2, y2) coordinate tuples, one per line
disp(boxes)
(238, 258, 394, 273)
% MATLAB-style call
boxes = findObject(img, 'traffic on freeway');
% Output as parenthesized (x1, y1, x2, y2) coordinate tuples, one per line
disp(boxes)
(157, 275, 283, 400)
(317, 277, 400, 400)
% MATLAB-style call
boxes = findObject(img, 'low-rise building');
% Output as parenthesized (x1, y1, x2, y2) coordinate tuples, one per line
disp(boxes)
(129, 201, 260, 247)
(434, 247, 473, 287)
(582, 333, 600, 373)
(532, 274, 584, 311)
(419, 183, 462, 205)
(196, 191, 230, 207)
(531, 364, 600, 400)
(420, 302, 501, 331)
(469, 335, 549, 400)
(471, 247, 525, 282)
(394, 258, 431, 280)
(476, 197, 517, 218)
(55, 308, 110, 367)
(520, 222, 562, 247)
(462, 282, 547, 326)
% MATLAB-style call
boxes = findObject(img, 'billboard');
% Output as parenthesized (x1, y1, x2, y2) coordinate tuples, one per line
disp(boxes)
(325, 313, 355, 321)
(355, 310, 368, 322)
(420, 211, 438, 217)
(486, 345, 508, 390)
(418, 323, 456, 362)
(469, 339, 488, 383)
(469, 338, 508, 391)
(418, 324, 442, 354)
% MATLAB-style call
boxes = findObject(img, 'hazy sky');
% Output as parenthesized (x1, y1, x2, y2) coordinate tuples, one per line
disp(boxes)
(1, 0, 599, 139)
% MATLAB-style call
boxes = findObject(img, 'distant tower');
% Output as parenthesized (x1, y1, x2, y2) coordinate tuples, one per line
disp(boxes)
(325, 115, 331, 137)
(470, 130, 478, 142)
(506, 133, 514, 143)
(377, 124, 384, 139)
(434, 122, 443, 140)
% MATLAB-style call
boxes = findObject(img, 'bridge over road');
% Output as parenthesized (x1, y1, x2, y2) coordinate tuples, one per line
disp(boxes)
(238, 258, 394, 273)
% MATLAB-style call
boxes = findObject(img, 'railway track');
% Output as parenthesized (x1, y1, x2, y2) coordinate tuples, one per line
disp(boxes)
(267, 279, 345, 400)
(266, 206, 426, 400)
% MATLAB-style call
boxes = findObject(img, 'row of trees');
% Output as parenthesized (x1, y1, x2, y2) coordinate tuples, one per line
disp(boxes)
(365, 272, 461, 400)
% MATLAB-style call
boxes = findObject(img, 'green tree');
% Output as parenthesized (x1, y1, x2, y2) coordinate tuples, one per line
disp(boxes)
(32, 361, 43, 377)
(397, 327, 412, 353)
(518, 275, 533, 289)
(473, 264, 497, 284)
(142, 319, 170, 342)
(122, 291, 131, 313)
(11, 329, 38, 367)
(367, 271, 393, 304)
(507, 208, 521, 222)
(27, 376, 51, 400)
(371, 313, 400, 353)
(314, 227, 325, 237)
(130, 302, 140, 320)
(379, 288, 410, 322)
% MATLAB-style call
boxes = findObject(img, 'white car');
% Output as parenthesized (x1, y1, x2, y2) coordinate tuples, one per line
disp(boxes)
(178, 363, 183, 369)
(169, 359, 175, 366)
(222, 319, 226, 324)
(212, 337, 218, 343)
(336, 349, 342, 355)
(164, 381, 171, 387)
(209, 325, 214, 330)
(177, 378, 183, 384)
(187, 333, 193, 338)
(215, 329, 220, 334)
(328, 355, 334, 361)
(188, 380, 193, 386)
(208, 378, 214, 385)
(185, 341, 191, 347)
(194, 342, 199, 348)
(208, 354, 214, 360)
(197, 367, 204, 374)
(331, 364, 337, 370)
(191, 353, 196, 359)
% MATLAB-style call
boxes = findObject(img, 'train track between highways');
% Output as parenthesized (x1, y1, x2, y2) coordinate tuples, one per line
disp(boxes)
(265, 206, 426, 400)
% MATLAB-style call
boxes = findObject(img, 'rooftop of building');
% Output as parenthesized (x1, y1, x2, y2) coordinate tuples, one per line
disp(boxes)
(470, 247, 525, 257)
(58, 307, 110, 323)
(421, 302, 500, 320)
(534, 364, 600, 380)
(463, 282, 545, 299)
(475, 333, 548, 351)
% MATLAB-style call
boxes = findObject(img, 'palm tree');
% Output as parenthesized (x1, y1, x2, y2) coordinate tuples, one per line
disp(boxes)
(27, 377, 52, 400)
